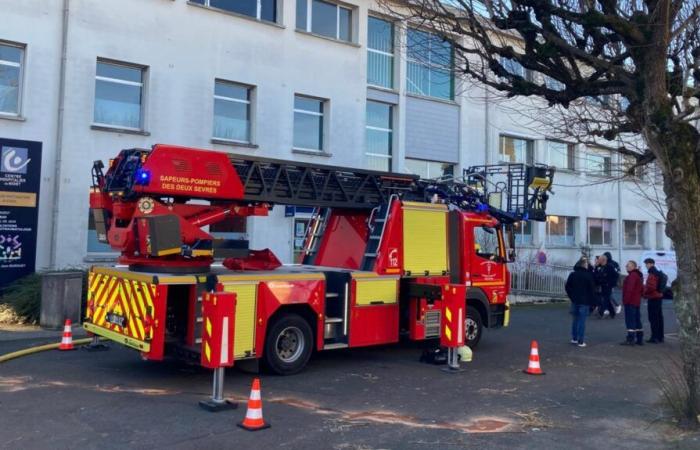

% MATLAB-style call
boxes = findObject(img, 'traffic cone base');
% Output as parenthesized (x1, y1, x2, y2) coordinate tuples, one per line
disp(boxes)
(238, 378, 270, 431)
(523, 340, 545, 375)
(58, 319, 76, 351)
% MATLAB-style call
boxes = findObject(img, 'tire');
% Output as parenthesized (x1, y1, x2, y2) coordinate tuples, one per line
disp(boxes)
(263, 313, 313, 375)
(465, 305, 484, 349)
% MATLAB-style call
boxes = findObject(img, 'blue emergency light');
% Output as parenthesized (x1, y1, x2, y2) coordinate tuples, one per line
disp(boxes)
(135, 169, 151, 185)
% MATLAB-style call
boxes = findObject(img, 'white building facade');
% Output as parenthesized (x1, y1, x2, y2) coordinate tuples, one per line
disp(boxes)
(0, 0, 671, 272)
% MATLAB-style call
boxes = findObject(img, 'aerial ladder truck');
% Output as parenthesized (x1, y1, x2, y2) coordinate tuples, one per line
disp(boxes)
(85, 144, 554, 375)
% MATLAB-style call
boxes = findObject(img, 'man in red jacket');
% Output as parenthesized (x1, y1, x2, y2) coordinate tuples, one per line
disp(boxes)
(621, 261, 644, 345)
(644, 258, 665, 343)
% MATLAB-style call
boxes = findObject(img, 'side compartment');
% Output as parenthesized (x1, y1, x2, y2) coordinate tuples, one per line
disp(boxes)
(348, 274, 400, 347)
(220, 282, 259, 359)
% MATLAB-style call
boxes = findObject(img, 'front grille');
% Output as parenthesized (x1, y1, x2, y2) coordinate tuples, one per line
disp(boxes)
(424, 310, 441, 338)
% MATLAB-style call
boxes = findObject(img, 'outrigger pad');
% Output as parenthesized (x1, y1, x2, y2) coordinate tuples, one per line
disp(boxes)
(199, 399, 238, 412)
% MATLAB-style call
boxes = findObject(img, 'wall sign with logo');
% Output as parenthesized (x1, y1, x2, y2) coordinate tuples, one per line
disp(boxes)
(0, 138, 42, 288)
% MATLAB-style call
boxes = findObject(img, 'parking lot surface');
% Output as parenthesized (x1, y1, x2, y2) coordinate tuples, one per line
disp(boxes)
(1, 302, 698, 450)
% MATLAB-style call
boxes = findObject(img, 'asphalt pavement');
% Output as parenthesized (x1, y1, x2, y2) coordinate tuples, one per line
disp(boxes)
(1, 301, 698, 450)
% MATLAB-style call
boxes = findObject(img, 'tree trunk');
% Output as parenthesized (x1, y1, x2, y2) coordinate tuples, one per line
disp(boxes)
(647, 123, 700, 422)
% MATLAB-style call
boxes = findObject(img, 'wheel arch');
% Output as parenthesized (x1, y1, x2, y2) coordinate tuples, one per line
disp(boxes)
(264, 304, 320, 354)
(466, 287, 490, 328)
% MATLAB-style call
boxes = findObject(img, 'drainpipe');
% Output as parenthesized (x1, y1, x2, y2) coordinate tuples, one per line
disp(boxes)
(49, 0, 70, 269)
(617, 175, 623, 264)
(484, 85, 490, 165)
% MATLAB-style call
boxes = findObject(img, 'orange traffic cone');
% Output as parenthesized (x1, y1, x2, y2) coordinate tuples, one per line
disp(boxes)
(58, 319, 76, 351)
(237, 378, 270, 431)
(523, 340, 544, 375)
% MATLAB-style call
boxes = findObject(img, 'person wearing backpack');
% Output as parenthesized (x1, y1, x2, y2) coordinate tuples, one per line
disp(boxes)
(643, 258, 665, 343)
(620, 261, 644, 346)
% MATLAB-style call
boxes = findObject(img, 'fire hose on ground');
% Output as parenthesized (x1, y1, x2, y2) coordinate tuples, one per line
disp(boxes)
(0, 338, 95, 363)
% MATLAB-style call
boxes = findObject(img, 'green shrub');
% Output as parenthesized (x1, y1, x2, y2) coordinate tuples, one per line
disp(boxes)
(1, 273, 42, 324)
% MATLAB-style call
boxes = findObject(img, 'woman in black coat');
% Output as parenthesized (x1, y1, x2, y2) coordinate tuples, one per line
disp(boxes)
(566, 257, 598, 347)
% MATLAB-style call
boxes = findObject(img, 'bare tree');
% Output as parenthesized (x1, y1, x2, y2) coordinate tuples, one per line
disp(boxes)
(380, 0, 700, 421)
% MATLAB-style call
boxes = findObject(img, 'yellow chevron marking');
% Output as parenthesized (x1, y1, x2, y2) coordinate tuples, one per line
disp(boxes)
(445, 307, 452, 323)
(129, 281, 147, 339)
(204, 341, 211, 362)
(120, 281, 139, 339)
(97, 281, 121, 327)
(205, 317, 212, 338)
(445, 326, 452, 341)
(93, 276, 116, 324)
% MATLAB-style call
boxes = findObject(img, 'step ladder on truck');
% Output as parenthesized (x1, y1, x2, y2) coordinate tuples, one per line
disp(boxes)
(84, 144, 554, 375)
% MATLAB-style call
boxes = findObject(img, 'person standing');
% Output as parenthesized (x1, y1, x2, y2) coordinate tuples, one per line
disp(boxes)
(643, 258, 665, 343)
(620, 261, 644, 345)
(595, 254, 619, 318)
(604, 251, 622, 314)
(566, 257, 598, 347)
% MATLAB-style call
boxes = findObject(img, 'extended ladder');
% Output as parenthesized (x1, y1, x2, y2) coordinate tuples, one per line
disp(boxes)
(360, 195, 396, 271)
(300, 208, 331, 264)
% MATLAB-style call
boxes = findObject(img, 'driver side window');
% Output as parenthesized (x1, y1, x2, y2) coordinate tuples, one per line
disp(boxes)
(474, 226, 499, 260)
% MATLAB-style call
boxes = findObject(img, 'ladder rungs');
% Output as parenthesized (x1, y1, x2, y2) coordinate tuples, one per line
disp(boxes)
(326, 293, 339, 298)
(369, 235, 381, 239)
(364, 253, 377, 257)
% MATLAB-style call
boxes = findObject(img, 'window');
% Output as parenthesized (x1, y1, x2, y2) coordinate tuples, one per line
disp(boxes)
(297, 0, 353, 42)
(407, 28, 454, 100)
(367, 17, 394, 89)
(190, 0, 277, 22)
(213, 80, 252, 143)
(546, 215, 576, 246)
(585, 147, 612, 176)
(405, 158, 454, 179)
(547, 141, 575, 170)
(474, 226, 500, 259)
(94, 60, 145, 130)
(501, 57, 532, 81)
(544, 75, 565, 91)
(622, 154, 645, 179)
(293, 95, 324, 151)
(656, 222, 665, 250)
(0, 42, 24, 116)
(624, 220, 647, 247)
(499, 136, 533, 164)
(513, 221, 533, 246)
(588, 218, 613, 246)
(366, 101, 392, 171)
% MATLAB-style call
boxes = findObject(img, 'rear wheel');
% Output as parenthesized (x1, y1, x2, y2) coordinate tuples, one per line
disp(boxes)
(465, 305, 483, 349)
(263, 314, 313, 375)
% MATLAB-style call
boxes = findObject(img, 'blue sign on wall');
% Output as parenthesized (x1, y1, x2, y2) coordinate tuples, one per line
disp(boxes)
(0, 138, 42, 287)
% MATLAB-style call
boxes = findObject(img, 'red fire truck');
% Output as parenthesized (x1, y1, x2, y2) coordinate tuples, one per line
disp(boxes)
(84, 144, 553, 374)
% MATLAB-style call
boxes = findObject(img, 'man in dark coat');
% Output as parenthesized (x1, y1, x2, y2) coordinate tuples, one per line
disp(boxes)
(595, 254, 619, 318)
(604, 251, 622, 313)
(566, 257, 598, 347)
(643, 258, 665, 343)
(621, 261, 644, 345)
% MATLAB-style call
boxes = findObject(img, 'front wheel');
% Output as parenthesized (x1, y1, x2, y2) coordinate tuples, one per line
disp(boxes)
(465, 305, 483, 349)
(263, 314, 313, 375)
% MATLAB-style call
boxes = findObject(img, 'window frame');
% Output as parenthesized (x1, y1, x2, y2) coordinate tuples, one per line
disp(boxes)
(587, 218, 614, 247)
(546, 140, 575, 171)
(655, 222, 665, 250)
(212, 79, 253, 144)
(546, 215, 577, 247)
(367, 15, 395, 89)
(297, 0, 355, 43)
(93, 59, 147, 131)
(584, 147, 612, 177)
(293, 94, 326, 152)
(404, 158, 455, 179)
(406, 27, 455, 100)
(0, 40, 26, 117)
(623, 220, 647, 248)
(500, 56, 533, 81)
(365, 100, 394, 171)
(499, 135, 534, 164)
(189, 0, 279, 23)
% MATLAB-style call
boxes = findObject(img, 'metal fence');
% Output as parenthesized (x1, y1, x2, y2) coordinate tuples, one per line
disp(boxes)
(509, 262, 570, 298)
